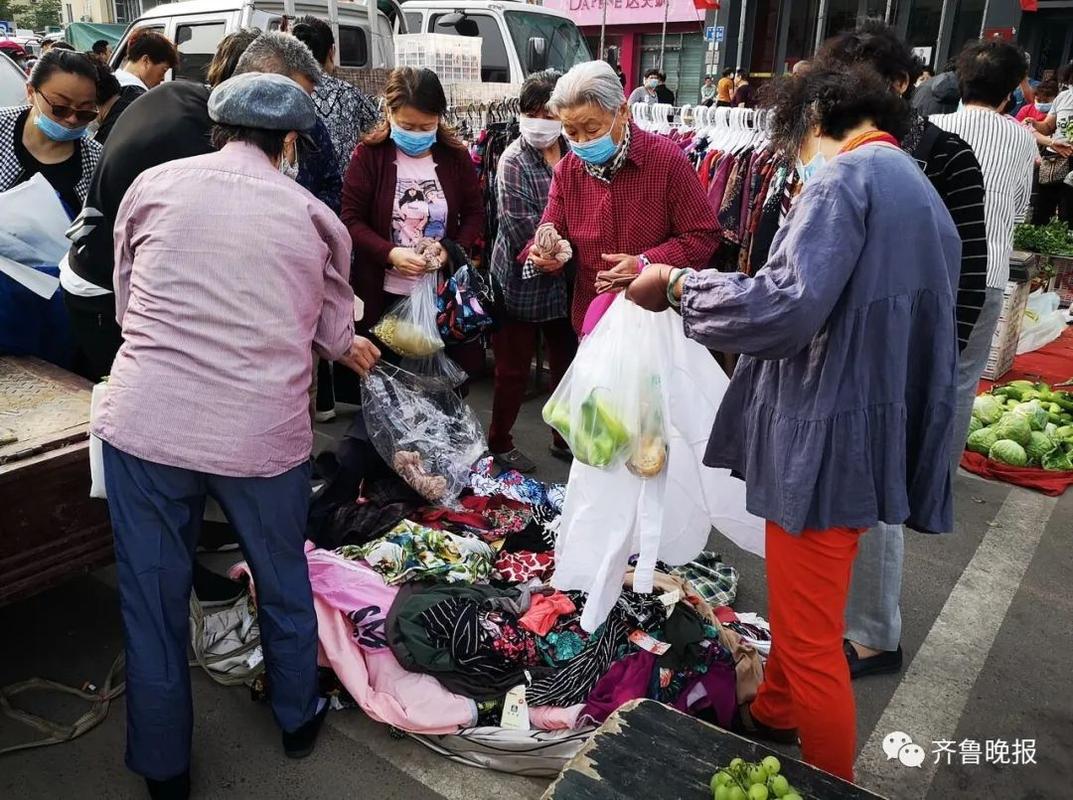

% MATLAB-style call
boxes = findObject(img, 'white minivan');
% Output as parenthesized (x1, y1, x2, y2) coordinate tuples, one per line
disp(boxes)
(110, 0, 399, 81)
(111, 0, 590, 85)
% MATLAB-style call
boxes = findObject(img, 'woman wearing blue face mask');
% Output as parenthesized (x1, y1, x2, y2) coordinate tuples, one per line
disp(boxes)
(0, 49, 102, 219)
(341, 67, 484, 351)
(625, 67, 961, 782)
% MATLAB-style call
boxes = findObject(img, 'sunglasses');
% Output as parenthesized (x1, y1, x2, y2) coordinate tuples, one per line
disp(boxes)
(35, 90, 99, 124)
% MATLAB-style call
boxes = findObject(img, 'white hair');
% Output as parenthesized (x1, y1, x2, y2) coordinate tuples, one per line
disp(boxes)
(235, 31, 321, 82)
(549, 60, 626, 114)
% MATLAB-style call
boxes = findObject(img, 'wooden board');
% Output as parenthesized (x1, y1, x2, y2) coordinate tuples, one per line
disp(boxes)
(0, 357, 111, 606)
(544, 700, 885, 800)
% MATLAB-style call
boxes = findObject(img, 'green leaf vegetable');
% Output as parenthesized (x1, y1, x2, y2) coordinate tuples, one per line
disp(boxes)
(989, 439, 1029, 467)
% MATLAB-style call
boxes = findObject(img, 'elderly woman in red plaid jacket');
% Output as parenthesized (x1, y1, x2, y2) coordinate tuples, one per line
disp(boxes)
(521, 59, 720, 339)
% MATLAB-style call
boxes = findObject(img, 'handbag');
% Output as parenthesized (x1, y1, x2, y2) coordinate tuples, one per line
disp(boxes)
(1040, 153, 1071, 185)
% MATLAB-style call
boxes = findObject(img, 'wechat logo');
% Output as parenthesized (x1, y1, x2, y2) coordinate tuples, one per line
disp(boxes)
(883, 731, 926, 768)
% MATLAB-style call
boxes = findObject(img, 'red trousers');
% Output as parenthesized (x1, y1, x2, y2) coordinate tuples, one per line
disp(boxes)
(751, 521, 861, 782)
(488, 317, 577, 454)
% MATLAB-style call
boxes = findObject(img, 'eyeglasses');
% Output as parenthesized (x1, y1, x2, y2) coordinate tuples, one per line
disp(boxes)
(35, 90, 99, 124)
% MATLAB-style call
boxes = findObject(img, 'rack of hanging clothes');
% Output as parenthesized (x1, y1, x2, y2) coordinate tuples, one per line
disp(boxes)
(446, 98, 522, 268)
(634, 103, 796, 276)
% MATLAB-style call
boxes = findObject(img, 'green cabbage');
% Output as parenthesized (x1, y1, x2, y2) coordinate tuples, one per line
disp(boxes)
(1012, 400, 1048, 432)
(968, 416, 984, 435)
(972, 395, 1005, 426)
(967, 426, 999, 455)
(989, 439, 1028, 466)
(1025, 431, 1056, 465)
(992, 413, 1033, 446)
(1045, 422, 1059, 438)
(1042, 444, 1073, 471)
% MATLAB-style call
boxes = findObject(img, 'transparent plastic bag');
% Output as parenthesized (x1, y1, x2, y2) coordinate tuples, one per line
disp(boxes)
(361, 364, 486, 503)
(542, 297, 647, 469)
(398, 351, 468, 390)
(373, 272, 444, 358)
(627, 373, 668, 479)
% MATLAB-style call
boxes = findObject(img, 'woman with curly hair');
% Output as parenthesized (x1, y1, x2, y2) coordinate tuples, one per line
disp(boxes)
(624, 67, 961, 780)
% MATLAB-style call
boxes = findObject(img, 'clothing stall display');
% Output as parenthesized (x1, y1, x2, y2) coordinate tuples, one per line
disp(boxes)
(227, 453, 769, 777)
(633, 103, 795, 276)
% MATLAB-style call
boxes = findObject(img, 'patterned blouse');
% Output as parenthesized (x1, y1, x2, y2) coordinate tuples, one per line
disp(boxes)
(312, 73, 380, 178)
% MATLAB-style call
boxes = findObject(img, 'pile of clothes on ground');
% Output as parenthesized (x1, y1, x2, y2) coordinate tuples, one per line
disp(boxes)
(221, 458, 770, 776)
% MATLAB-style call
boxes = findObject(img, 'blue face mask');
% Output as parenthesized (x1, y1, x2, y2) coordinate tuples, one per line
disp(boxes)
(1036, 102, 1054, 113)
(566, 112, 621, 166)
(390, 123, 437, 156)
(33, 101, 87, 142)
(795, 151, 827, 184)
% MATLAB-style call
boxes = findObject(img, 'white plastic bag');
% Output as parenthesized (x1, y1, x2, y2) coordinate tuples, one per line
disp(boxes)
(1017, 290, 1067, 355)
(361, 364, 486, 503)
(372, 272, 444, 358)
(542, 300, 649, 469)
(550, 296, 765, 632)
(89, 381, 108, 499)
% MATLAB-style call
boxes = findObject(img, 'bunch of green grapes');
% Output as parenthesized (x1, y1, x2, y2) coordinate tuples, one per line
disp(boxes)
(709, 756, 804, 800)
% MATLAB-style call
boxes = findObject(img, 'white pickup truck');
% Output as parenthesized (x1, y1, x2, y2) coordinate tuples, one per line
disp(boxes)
(110, 0, 590, 84)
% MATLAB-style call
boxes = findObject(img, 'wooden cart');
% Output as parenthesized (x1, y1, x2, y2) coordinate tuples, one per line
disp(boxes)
(0, 357, 112, 607)
(545, 700, 885, 800)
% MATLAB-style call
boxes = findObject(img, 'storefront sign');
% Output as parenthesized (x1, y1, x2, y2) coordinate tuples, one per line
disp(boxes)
(541, 0, 704, 28)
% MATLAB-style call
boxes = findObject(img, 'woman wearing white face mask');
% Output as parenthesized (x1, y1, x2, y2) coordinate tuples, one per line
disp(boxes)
(487, 69, 577, 472)
(0, 49, 102, 219)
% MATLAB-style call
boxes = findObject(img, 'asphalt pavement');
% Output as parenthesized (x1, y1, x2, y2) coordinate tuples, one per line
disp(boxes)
(1, 377, 1070, 800)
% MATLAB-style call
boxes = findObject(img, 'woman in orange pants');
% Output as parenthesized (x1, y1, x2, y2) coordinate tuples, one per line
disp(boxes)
(622, 66, 961, 781)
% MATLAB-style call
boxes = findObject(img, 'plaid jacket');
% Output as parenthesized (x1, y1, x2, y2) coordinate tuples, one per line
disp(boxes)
(489, 136, 569, 323)
(0, 106, 101, 205)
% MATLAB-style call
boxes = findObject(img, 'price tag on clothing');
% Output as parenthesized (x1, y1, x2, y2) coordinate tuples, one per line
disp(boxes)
(500, 684, 530, 731)
(629, 630, 671, 655)
(658, 589, 682, 607)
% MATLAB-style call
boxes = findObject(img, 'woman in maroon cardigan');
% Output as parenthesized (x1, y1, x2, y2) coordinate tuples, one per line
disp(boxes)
(341, 67, 484, 342)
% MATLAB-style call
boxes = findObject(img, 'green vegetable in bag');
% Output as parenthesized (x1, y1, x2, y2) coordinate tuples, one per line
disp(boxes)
(991, 413, 1033, 446)
(989, 439, 1028, 466)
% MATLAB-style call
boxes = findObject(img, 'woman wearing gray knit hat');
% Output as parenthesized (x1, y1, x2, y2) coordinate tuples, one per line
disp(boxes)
(93, 71, 380, 800)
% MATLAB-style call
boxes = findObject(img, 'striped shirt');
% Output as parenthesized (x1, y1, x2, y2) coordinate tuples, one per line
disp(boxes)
(903, 114, 989, 350)
(930, 105, 1037, 288)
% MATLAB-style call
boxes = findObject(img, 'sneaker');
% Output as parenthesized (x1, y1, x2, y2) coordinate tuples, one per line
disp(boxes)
(283, 699, 330, 759)
(492, 448, 537, 473)
(315, 360, 337, 422)
(844, 640, 903, 679)
(146, 771, 190, 800)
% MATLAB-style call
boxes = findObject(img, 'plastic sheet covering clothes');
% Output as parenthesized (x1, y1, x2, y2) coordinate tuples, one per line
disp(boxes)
(551, 297, 765, 632)
(361, 363, 486, 503)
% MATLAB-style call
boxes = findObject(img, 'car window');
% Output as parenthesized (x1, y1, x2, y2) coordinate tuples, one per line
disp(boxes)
(0, 53, 26, 108)
(175, 21, 228, 82)
(431, 13, 509, 82)
(338, 25, 368, 67)
(404, 12, 422, 34)
(504, 12, 591, 76)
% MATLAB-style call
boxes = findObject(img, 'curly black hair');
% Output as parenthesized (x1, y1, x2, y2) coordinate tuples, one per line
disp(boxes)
(814, 19, 923, 93)
(765, 66, 910, 156)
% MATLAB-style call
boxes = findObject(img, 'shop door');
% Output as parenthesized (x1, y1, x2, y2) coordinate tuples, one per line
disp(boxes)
(640, 32, 706, 106)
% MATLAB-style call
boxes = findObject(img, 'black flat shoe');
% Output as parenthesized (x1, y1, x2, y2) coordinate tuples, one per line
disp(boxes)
(732, 703, 799, 746)
(146, 771, 190, 800)
(844, 640, 904, 680)
(283, 700, 329, 759)
(548, 443, 573, 462)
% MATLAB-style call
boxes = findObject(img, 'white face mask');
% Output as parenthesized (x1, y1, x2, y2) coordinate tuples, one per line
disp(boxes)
(279, 142, 300, 181)
(519, 115, 562, 150)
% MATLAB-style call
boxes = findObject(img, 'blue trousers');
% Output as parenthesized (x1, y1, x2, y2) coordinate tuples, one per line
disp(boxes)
(102, 442, 319, 780)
